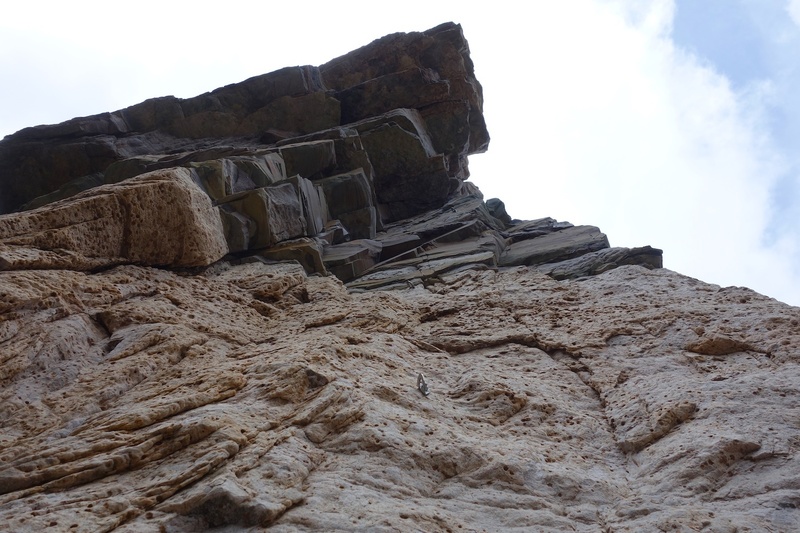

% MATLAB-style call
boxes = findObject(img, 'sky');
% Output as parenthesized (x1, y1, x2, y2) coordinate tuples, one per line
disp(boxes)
(1, 0, 799, 306)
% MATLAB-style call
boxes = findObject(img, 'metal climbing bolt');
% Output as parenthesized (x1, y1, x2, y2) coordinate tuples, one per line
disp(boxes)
(417, 373, 430, 396)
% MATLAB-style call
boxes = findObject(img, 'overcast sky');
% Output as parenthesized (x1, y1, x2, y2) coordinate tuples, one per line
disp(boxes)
(2, 0, 799, 306)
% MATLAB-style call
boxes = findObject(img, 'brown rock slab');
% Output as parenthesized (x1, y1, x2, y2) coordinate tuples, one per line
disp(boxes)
(0, 168, 228, 269)
(0, 262, 797, 532)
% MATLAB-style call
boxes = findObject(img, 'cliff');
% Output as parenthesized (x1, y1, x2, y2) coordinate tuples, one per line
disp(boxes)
(0, 23, 798, 532)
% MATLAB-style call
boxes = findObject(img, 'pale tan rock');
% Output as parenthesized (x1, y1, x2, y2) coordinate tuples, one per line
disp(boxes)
(0, 168, 228, 270)
(1, 261, 798, 532)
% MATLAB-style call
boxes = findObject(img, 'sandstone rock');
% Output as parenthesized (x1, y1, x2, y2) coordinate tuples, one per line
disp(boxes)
(320, 21, 489, 154)
(276, 140, 336, 181)
(2, 22, 792, 533)
(0, 168, 228, 270)
(189, 158, 258, 202)
(256, 238, 326, 276)
(0, 261, 797, 532)
(315, 169, 376, 240)
(485, 197, 512, 226)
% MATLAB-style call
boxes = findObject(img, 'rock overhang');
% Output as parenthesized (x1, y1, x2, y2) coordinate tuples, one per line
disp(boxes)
(0, 22, 661, 284)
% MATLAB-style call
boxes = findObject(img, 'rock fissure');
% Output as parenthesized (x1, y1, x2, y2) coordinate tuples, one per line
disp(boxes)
(0, 21, 798, 533)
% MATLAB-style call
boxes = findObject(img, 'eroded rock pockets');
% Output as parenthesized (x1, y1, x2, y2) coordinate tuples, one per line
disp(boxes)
(0, 261, 799, 532)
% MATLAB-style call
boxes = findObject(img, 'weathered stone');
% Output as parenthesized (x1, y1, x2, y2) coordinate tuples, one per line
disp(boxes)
(337, 67, 451, 124)
(0, 168, 228, 269)
(376, 193, 504, 254)
(320, 22, 489, 154)
(349, 233, 502, 291)
(235, 92, 341, 137)
(504, 217, 575, 241)
(317, 220, 349, 246)
(257, 238, 326, 275)
(359, 123, 449, 220)
(6, 24, 793, 533)
(277, 140, 337, 180)
(20, 172, 105, 211)
(0, 136, 120, 214)
(377, 233, 422, 261)
(418, 100, 472, 157)
(315, 169, 376, 239)
(323, 239, 382, 282)
(189, 159, 257, 201)
(230, 153, 287, 187)
(485, 197, 512, 226)
(218, 182, 305, 249)
(0, 24, 485, 221)
(217, 205, 254, 254)
(0, 261, 797, 532)
(535, 245, 664, 280)
(499, 225, 610, 267)
(120, 95, 185, 132)
(283, 175, 329, 236)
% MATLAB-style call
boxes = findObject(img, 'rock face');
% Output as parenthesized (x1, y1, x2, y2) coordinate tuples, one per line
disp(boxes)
(1, 23, 798, 533)
(0, 22, 660, 286)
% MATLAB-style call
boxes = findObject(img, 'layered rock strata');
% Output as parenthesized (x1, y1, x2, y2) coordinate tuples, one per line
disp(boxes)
(0, 22, 659, 285)
(1, 22, 797, 533)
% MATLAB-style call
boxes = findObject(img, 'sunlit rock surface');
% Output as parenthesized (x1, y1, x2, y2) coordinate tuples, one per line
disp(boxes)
(1, 263, 798, 532)
(1, 22, 797, 533)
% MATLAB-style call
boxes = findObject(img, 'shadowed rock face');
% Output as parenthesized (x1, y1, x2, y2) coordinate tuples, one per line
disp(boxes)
(1, 23, 797, 533)
(0, 23, 485, 219)
(0, 22, 661, 285)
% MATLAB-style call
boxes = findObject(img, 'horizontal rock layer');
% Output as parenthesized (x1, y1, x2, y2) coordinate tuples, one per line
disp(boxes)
(0, 22, 661, 284)
(1, 21, 795, 533)
(0, 23, 486, 219)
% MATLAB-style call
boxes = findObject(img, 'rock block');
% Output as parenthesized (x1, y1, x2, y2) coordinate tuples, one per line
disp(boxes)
(359, 122, 449, 221)
(337, 67, 451, 124)
(257, 238, 326, 275)
(277, 140, 337, 180)
(320, 22, 488, 154)
(219, 182, 305, 250)
(323, 239, 382, 282)
(315, 169, 376, 239)
(230, 153, 287, 187)
(218, 206, 255, 254)
(236, 92, 341, 137)
(499, 225, 610, 267)
(189, 159, 257, 201)
(535, 245, 664, 279)
(283, 175, 329, 237)
(0, 168, 228, 269)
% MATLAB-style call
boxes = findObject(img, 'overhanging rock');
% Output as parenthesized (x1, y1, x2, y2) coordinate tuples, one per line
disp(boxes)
(0, 22, 661, 283)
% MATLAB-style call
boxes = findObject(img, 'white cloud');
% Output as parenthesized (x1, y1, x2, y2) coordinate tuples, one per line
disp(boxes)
(468, 0, 800, 305)
(787, 0, 800, 27)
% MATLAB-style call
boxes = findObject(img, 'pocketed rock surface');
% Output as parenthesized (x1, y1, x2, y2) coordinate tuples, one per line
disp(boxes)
(1, 21, 799, 533)
(1, 261, 798, 532)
